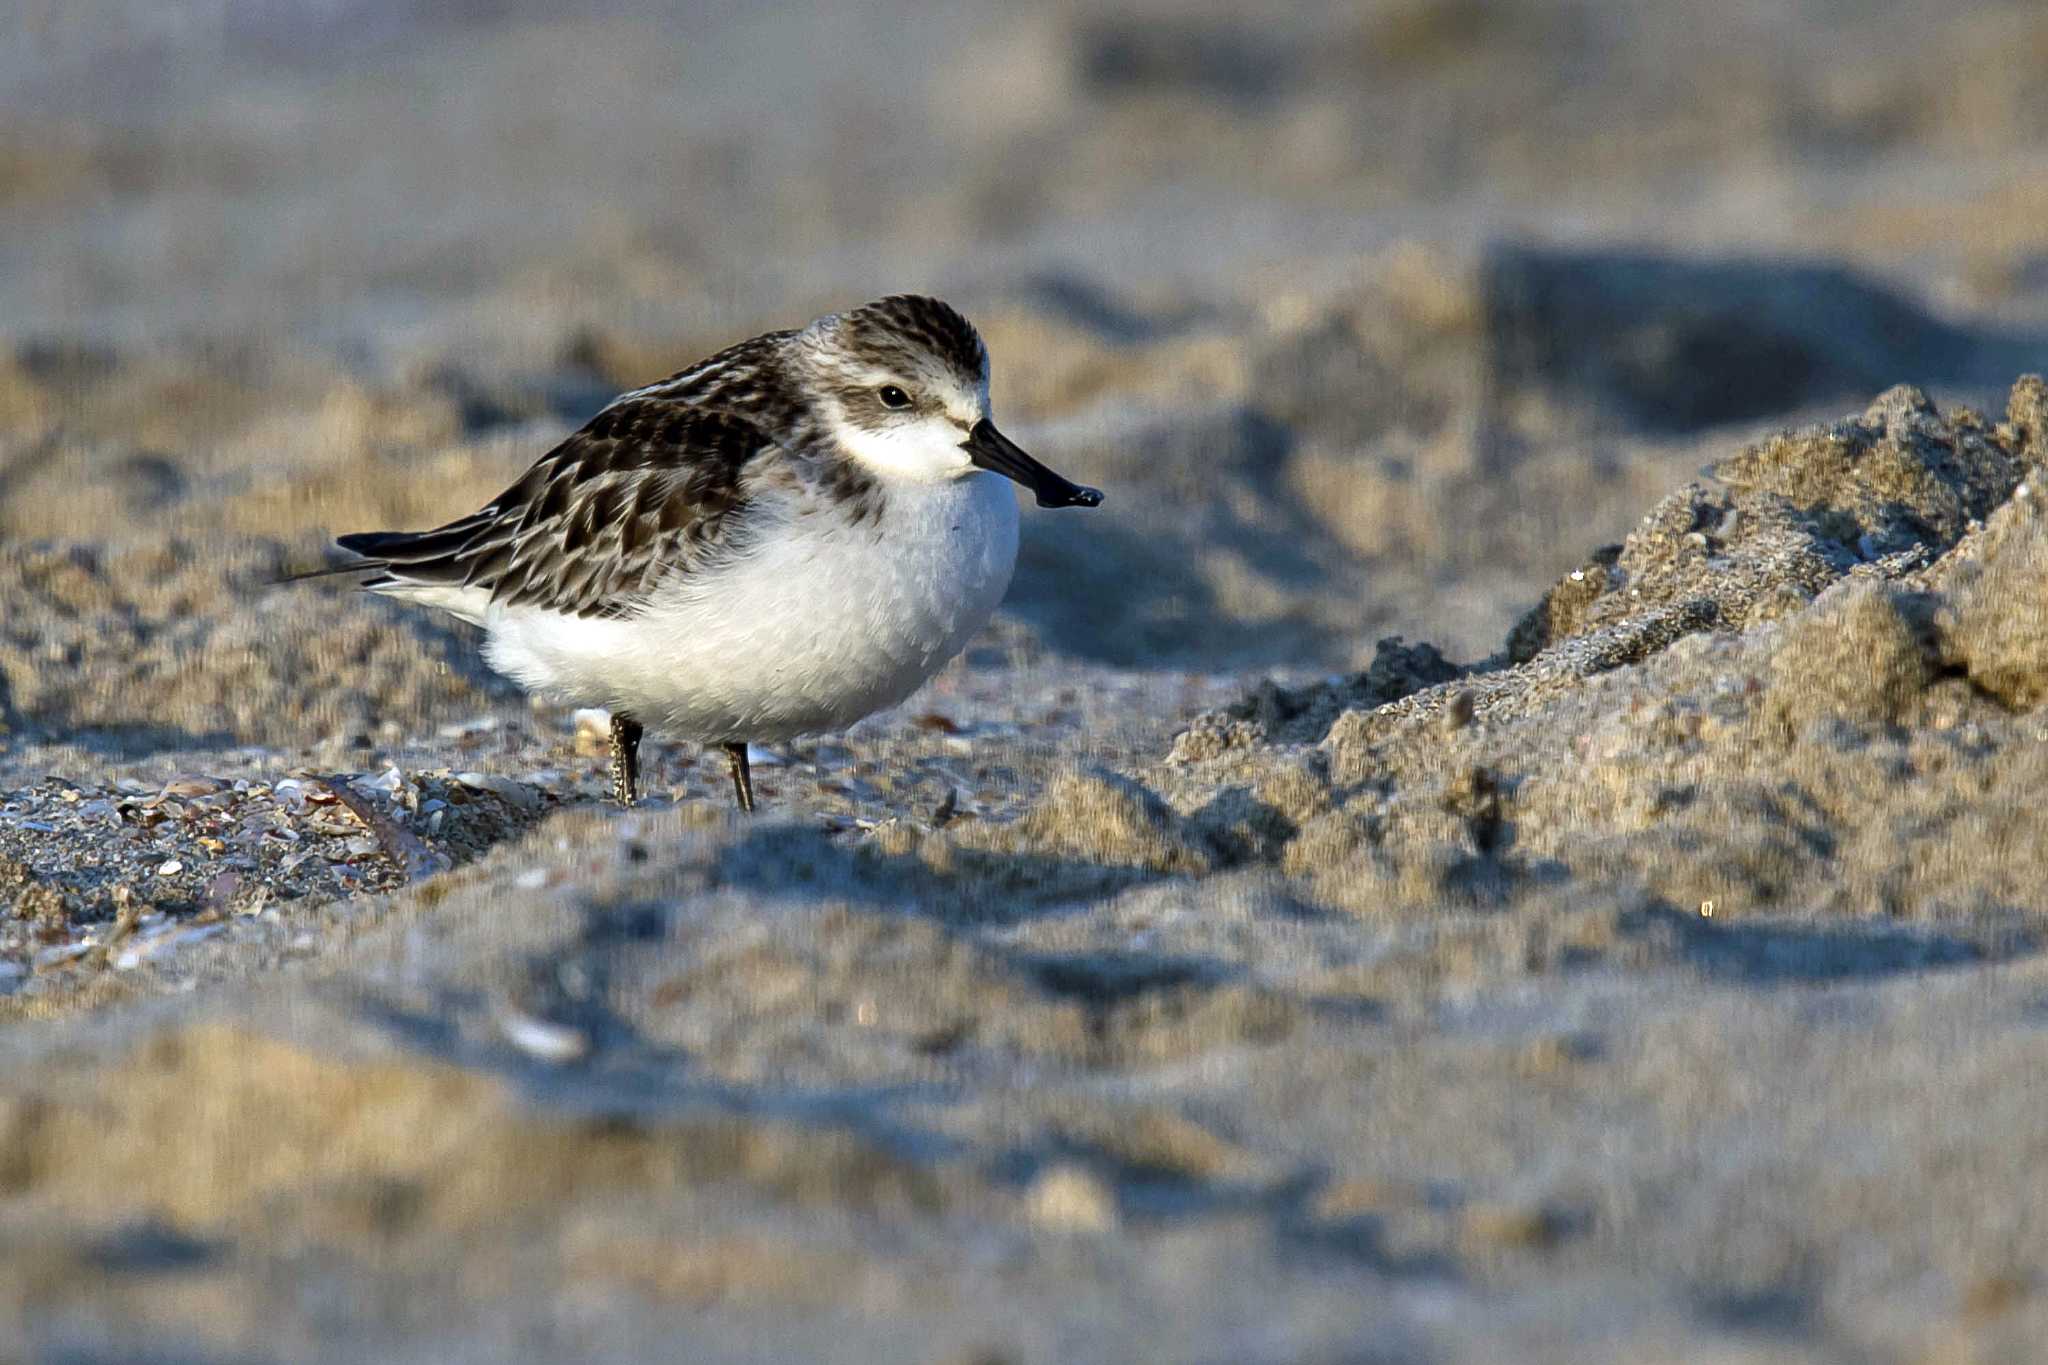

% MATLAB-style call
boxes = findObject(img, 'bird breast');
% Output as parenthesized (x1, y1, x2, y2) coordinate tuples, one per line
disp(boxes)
(482, 470, 1022, 742)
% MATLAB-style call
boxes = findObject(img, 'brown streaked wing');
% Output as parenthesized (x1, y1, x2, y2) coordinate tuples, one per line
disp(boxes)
(336, 400, 775, 619)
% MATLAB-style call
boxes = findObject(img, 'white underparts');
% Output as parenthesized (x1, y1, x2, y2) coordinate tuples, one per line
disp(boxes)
(473, 470, 1021, 742)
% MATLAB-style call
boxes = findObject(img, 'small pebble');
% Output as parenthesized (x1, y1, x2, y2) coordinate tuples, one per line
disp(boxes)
(158, 859, 184, 876)
(1026, 1165, 1118, 1233)
(498, 1010, 590, 1064)
(160, 776, 223, 799)
(358, 766, 404, 796)
(572, 708, 613, 756)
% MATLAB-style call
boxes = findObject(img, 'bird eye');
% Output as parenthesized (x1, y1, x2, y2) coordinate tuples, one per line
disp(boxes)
(877, 385, 912, 410)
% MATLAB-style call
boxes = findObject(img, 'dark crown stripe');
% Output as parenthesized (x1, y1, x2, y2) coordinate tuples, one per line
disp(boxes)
(841, 294, 987, 383)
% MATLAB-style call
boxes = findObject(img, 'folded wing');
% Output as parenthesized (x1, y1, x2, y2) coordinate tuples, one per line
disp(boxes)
(338, 400, 775, 620)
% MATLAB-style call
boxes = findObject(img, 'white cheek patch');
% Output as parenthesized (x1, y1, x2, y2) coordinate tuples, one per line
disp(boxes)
(832, 414, 974, 483)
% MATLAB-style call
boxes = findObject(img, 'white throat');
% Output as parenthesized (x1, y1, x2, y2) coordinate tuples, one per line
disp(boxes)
(829, 412, 977, 485)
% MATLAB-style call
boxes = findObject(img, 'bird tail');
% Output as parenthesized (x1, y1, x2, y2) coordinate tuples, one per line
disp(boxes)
(272, 530, 411, 588)
(281, 528, 501, 626)
(272, 558, 383, 586)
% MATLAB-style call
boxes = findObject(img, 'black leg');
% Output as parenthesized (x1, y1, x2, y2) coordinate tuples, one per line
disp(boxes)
(722, 741, 755, 813)
(609, 714, 644, 808)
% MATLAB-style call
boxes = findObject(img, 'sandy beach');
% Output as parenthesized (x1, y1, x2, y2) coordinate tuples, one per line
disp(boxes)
(5, 2, 2048, 1359)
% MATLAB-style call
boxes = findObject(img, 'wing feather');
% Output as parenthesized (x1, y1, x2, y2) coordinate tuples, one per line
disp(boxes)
(337, 399, 777, 619)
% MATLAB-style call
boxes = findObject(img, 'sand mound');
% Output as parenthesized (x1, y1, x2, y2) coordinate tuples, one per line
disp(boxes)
(1065, 378, 2048, 925)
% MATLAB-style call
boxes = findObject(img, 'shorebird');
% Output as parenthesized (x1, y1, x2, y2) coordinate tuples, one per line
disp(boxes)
(325, 295, 1102, 811)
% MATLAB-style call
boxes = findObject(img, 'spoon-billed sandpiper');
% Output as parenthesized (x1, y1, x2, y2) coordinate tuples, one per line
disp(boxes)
(325, 295, 1102, 810)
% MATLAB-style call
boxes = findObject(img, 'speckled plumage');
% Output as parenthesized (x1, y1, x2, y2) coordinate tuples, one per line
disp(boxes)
(340, 329, 876, 620)
(329, 295, 1103, 808)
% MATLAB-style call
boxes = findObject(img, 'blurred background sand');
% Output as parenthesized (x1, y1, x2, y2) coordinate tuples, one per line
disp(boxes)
(5, 2, 2048, 1361)
(6, 0, 2047, 665)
